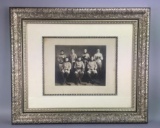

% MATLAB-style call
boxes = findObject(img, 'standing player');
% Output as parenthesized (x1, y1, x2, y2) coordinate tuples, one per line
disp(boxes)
(94, 49, 103, 78)
(82, 48, 90, 82)
(61, 57, 71, 85)
(74, 57, 85, 85)
(69, 49, 77, 80)
(82, 48, 90, 69)
(57, 50, 66, 72)
(69, 49, 77, 67)
(87, 56, 98, 84)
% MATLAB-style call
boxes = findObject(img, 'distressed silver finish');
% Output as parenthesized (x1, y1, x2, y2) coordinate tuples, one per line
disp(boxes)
(11, 8, 150, 124)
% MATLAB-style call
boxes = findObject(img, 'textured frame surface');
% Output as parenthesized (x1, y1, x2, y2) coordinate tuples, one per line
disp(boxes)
(11, 7, 150, 124)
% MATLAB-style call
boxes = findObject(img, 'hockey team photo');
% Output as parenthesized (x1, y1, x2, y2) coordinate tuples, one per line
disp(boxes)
(55, 45, 106, 86)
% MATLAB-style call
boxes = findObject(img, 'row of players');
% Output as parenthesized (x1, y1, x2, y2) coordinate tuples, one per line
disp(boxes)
(57, 48, 104, 85)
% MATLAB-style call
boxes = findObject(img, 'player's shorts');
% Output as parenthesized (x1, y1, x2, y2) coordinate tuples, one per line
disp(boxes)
(87, 69, 97, 74)
(61, 69, 70, 74)
(75, 69, 84, 74)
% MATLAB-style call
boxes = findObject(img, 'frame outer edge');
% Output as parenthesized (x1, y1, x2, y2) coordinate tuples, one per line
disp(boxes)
(10, 7, 150, 124)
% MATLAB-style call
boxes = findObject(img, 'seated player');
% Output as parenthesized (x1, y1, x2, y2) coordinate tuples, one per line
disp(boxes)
(87, 56, 98, 84)
(61, 57, 71, 85)
(74, 57, 85, 85)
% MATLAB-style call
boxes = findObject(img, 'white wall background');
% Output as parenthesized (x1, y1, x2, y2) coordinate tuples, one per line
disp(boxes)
(0, 0, 159, 127)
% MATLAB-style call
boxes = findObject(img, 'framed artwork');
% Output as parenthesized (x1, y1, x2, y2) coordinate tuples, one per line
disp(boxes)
(10, 7, 150, 124)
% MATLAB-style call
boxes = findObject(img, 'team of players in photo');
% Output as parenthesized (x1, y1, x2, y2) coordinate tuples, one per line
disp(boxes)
(57, 48, 104, 85)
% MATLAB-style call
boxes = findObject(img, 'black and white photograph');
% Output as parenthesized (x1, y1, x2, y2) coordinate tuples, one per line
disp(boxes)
(43, 37, 117, 95)
(55, 45, 106, 86)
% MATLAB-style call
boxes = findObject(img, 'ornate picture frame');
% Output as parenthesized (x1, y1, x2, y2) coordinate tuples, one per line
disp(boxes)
(10, 7, 150, 124)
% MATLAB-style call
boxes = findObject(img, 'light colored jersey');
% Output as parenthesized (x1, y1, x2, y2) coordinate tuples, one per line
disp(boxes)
(63, 62, 71, 70)
(74, 61, 85, 70)
(94, 53, 103, 63)
(87, 61, 97, 70)
(70, 53, 77, 63)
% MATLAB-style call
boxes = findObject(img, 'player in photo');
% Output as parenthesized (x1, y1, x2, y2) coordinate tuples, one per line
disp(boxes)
(74, 57, 85, 85)
(82, 48, 90, 68)
(61, 57, 71, 85)
(87, 56, 98, 84)
(94, 49, 103, 79)
(69, 49, 77, 67)
(57, 50, 66, 71)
